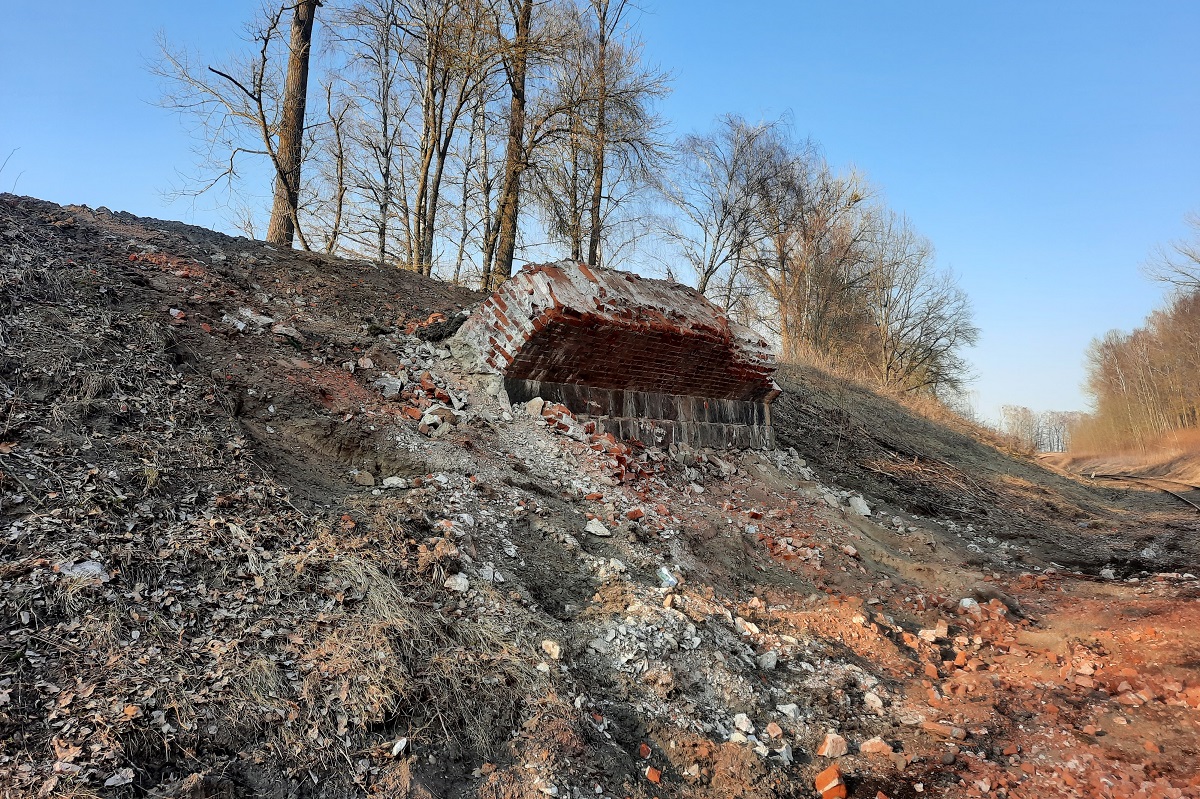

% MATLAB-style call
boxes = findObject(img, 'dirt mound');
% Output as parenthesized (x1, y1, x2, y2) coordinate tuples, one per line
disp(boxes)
(2, 195, 1198, 799)
(771, 364, 1200, 576)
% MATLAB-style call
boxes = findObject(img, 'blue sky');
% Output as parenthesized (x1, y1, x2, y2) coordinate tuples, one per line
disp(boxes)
(2, 1, 1197, 422)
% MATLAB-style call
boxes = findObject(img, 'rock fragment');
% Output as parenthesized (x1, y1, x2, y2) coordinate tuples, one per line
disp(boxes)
(373, 374, 406, 398)
(860, 736, 894, 755)
(776, 703, 800, 721)
(585, 519, 612, 537)
(817, 732, 848, 758)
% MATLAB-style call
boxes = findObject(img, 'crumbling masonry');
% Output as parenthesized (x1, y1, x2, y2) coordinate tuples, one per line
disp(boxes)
(456, 261, 779, 449)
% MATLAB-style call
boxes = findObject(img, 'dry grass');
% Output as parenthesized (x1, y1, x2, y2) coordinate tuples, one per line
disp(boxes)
(1071, 425, 1200, 459)
(778, 351, 1022, 456)
(1057, 427, 1200, 485)
(284, 554, 543, 758)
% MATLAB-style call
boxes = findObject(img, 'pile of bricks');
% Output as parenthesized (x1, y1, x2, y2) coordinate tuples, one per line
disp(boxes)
(532, 399, 663, 482)
(395, 371, 458, 419)
(402, 312, 446, 335)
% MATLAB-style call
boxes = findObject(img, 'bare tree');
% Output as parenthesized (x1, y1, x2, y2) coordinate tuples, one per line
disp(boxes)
(395, 0, 500, 275)
(154, 2, 319, 249)
(480, 0, 535, 289)
(329, 0, 411, 265)
(1000, 404, 1039, 452)
(742, 132, 872, 362)
(267, 0, 320, 247)
(583, 0, 614, 267)
(450, 73, 506, 284)
(579, 0, 666, 267)
(450, 78, 499, 282)
(0, 148, 22, 194)
(657, 117, 976, 393)
(1075, 290, 1200, 453)
(527, 10, 590, 261)
(303, 79, 352, 252)
(529, 1, 667, 267)
(658, 115, 777, 296)
(479, 0, 582, 289)
(1040, 411, 1083, 452)
(1143, 211, 1200, 289)
(861, 211, 978, 393)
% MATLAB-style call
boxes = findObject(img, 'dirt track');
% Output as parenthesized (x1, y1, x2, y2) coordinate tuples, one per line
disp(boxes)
(1, 195, 1198, 799)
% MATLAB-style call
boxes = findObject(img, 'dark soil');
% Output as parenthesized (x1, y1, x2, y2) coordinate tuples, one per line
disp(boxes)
(771, 363, 1200, 575)
(2, 195, 1197, 799)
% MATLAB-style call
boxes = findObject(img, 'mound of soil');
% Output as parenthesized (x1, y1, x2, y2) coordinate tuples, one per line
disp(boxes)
(1, 195, 1198, 799)
(772, 364, 1200, 576)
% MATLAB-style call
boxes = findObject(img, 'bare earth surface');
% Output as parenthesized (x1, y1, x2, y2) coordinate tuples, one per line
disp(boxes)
(1, 194, 1198, 799)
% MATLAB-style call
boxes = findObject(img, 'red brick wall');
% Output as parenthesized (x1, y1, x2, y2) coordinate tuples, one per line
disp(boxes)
(458, 261, 780, 403)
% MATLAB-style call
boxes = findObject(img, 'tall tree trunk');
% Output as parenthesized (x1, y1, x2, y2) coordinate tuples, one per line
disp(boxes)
(487, 0, 532, 291)
(322, 83, 347, 254)
(423, 139, 452, 276)
(413, 37, 439, 275)
(266, 0, 319, 248)
(569, 113, 582, 261)
(586, 0, 608, 268)
(453, 113, 476, 285)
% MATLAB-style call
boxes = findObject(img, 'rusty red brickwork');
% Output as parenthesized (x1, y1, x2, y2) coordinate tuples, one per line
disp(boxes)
(457, 261, 780, 403)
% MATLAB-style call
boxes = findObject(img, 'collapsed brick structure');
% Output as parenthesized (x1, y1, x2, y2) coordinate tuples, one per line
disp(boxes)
(455, 261, 780, 449)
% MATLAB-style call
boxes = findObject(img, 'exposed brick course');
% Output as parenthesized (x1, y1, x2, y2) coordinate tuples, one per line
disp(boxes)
(457, 261, 780, 449)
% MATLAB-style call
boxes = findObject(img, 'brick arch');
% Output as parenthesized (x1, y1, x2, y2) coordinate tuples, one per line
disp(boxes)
(456, 261, 780, 449)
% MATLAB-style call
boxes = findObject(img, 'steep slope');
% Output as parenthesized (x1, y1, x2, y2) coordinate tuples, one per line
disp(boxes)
(1, 195, 1198, 799)
(772, 364, 1200, 576)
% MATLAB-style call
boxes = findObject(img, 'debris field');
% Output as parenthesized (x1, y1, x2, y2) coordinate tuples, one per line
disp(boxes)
(1, 195, 1199, 798)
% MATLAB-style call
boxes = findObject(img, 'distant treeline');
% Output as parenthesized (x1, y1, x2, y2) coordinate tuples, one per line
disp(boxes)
(997, 405, 1083, 453)
(1071, 290, 1200, 453)
(1070, 215, 1200, 454)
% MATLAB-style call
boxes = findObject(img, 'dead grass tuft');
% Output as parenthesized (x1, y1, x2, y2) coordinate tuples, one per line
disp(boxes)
(283, 555, 543, 760)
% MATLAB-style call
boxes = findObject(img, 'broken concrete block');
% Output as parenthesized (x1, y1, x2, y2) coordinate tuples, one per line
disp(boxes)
(585, 519, 612, 537)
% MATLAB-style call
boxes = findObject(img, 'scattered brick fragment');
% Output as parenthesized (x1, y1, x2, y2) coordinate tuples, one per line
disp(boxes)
(859, 736, 894, 755)
(814, 764, 847, 799)
(920, 721, 967, 740)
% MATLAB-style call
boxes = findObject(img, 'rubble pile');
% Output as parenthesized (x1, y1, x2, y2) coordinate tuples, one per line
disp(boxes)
(1, 195, 1198, 799)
